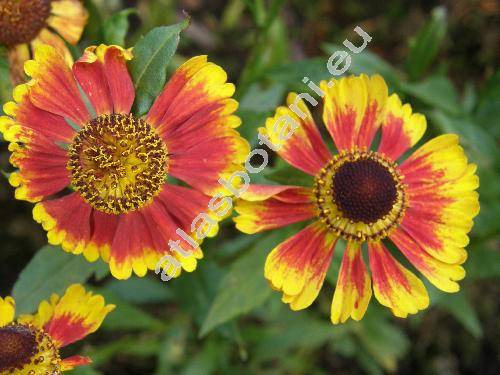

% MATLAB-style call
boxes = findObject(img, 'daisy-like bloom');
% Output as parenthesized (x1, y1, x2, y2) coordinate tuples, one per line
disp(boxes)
(0, 44, 248, 279)
(0, 0, 88, 85)
(234, 75, 480, 323)
(0, 284, 114, 373)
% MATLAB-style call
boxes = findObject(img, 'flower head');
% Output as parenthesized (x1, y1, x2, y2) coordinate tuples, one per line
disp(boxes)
(1, 44, 249, 279)
(0, 0, 88, 84)
(234, 75, 479, 323)
(0, 284, 114, 373)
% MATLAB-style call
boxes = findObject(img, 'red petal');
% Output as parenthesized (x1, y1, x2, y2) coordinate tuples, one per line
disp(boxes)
(73, 45, 134, 115)
(61, 355, 92, 371)
(25, 45, 90, 126)
(145, 55, 248, 195)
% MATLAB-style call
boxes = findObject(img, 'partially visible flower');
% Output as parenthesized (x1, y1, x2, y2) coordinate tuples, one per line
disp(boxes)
(0, 0, 88, 84)
(0, 284, 114, 373)
(1, 44, 249, 279)
(234, 75, 480, 324)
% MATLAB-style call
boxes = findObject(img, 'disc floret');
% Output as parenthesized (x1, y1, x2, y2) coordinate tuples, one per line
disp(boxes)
(0, 323, 61, 374)
(314, 149, 407, 242)
(68, 113, 168, 214)
(0, 0, 51, 46)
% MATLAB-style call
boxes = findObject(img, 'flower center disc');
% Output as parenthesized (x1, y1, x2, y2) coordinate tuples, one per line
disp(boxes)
(0, 325, 35, 371)
(314, 150, 407, 241)
(68, 114, 169, 215)
(0, 324, 60, 374)
(332, 158, 397, 224)
(0, 0, 51, 47)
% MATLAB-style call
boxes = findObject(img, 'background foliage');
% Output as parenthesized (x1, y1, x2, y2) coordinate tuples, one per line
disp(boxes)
(1, 0, 499, 374)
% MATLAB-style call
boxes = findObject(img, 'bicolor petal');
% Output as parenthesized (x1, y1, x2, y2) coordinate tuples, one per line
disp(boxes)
(234, 184, 316, 234)
(31, 28, 73, 67)
(390, 228, 466, 293)
(400, 135, 479, 264)
(48, 0, 89, 44)
(44, 284, 115, 348)
(260, 92, 331, 175)
(108, 184, 217, 279)
(265, 222, 337, 310)
(60, 355, 92, 371)
(33, 193, 97, 261)
(17, 293, 60, 329)
(331, 241, 372, 324)
(378, 94, 426, 161)
(321, 74, 387, 151)
(368, 241, 429, 318)
(24, 44, 90, 125)
(146, 55, 249, 196)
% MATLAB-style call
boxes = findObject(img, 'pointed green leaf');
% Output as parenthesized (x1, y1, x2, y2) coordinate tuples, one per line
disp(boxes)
(199, 231, 290, 337)
(12, 246, 103, 314)
(130, 20, 189, 116)
(406, 7, 447, 80)
(103, 8, 137, 46)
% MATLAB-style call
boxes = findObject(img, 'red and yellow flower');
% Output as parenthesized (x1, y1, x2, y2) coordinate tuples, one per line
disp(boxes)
(234, 75, 479, 323)
(0, 0, 88, 84)
(1, 44, 249, 279)
(0, 284, 114, 373)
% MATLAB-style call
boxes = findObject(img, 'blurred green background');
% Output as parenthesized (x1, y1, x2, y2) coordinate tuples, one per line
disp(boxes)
(0, 0, 499, 374)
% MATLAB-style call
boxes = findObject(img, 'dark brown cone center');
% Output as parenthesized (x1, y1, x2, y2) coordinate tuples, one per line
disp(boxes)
(0, 0, 52, 47)
(0, 324, 37, 371)
(332, 158, 397, 224)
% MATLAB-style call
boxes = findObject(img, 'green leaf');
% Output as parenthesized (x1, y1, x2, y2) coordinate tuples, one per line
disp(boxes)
(401, 75, 461, 115)
(428, 109, 496, 168)
(94, 288, 165, 331)
(354, 306, 409, 372)
(466, 248, 500, 279)
(236, 109, 270, 146)
(406, 6, 447, 80)
(82, 0, 104, 41)
(431, 290, 483, 338)
(0, 49, 12, 109)
(85, 336, 163, 365)
(180, 340, 226, 375)
(473, 201, 500, 240)
(237, 82, 285, 144)
(199, 231, 288, 337)
(155, 322, 190, 374)
(170, 260, 224, 326)
(264, 57, 332, 87)
(71, 366, 102, 375)
(475, 70, 500, 138)
(253, 312, 347, 361)
(239, 83, 285, 112)
(130, 20, 189, 116)
(103, 8, 137, 46)
(323, 43, 402, 89)
(104, 276, 172, 304)
(12, 246, 101, 314)
(264, 164, 314, 186)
